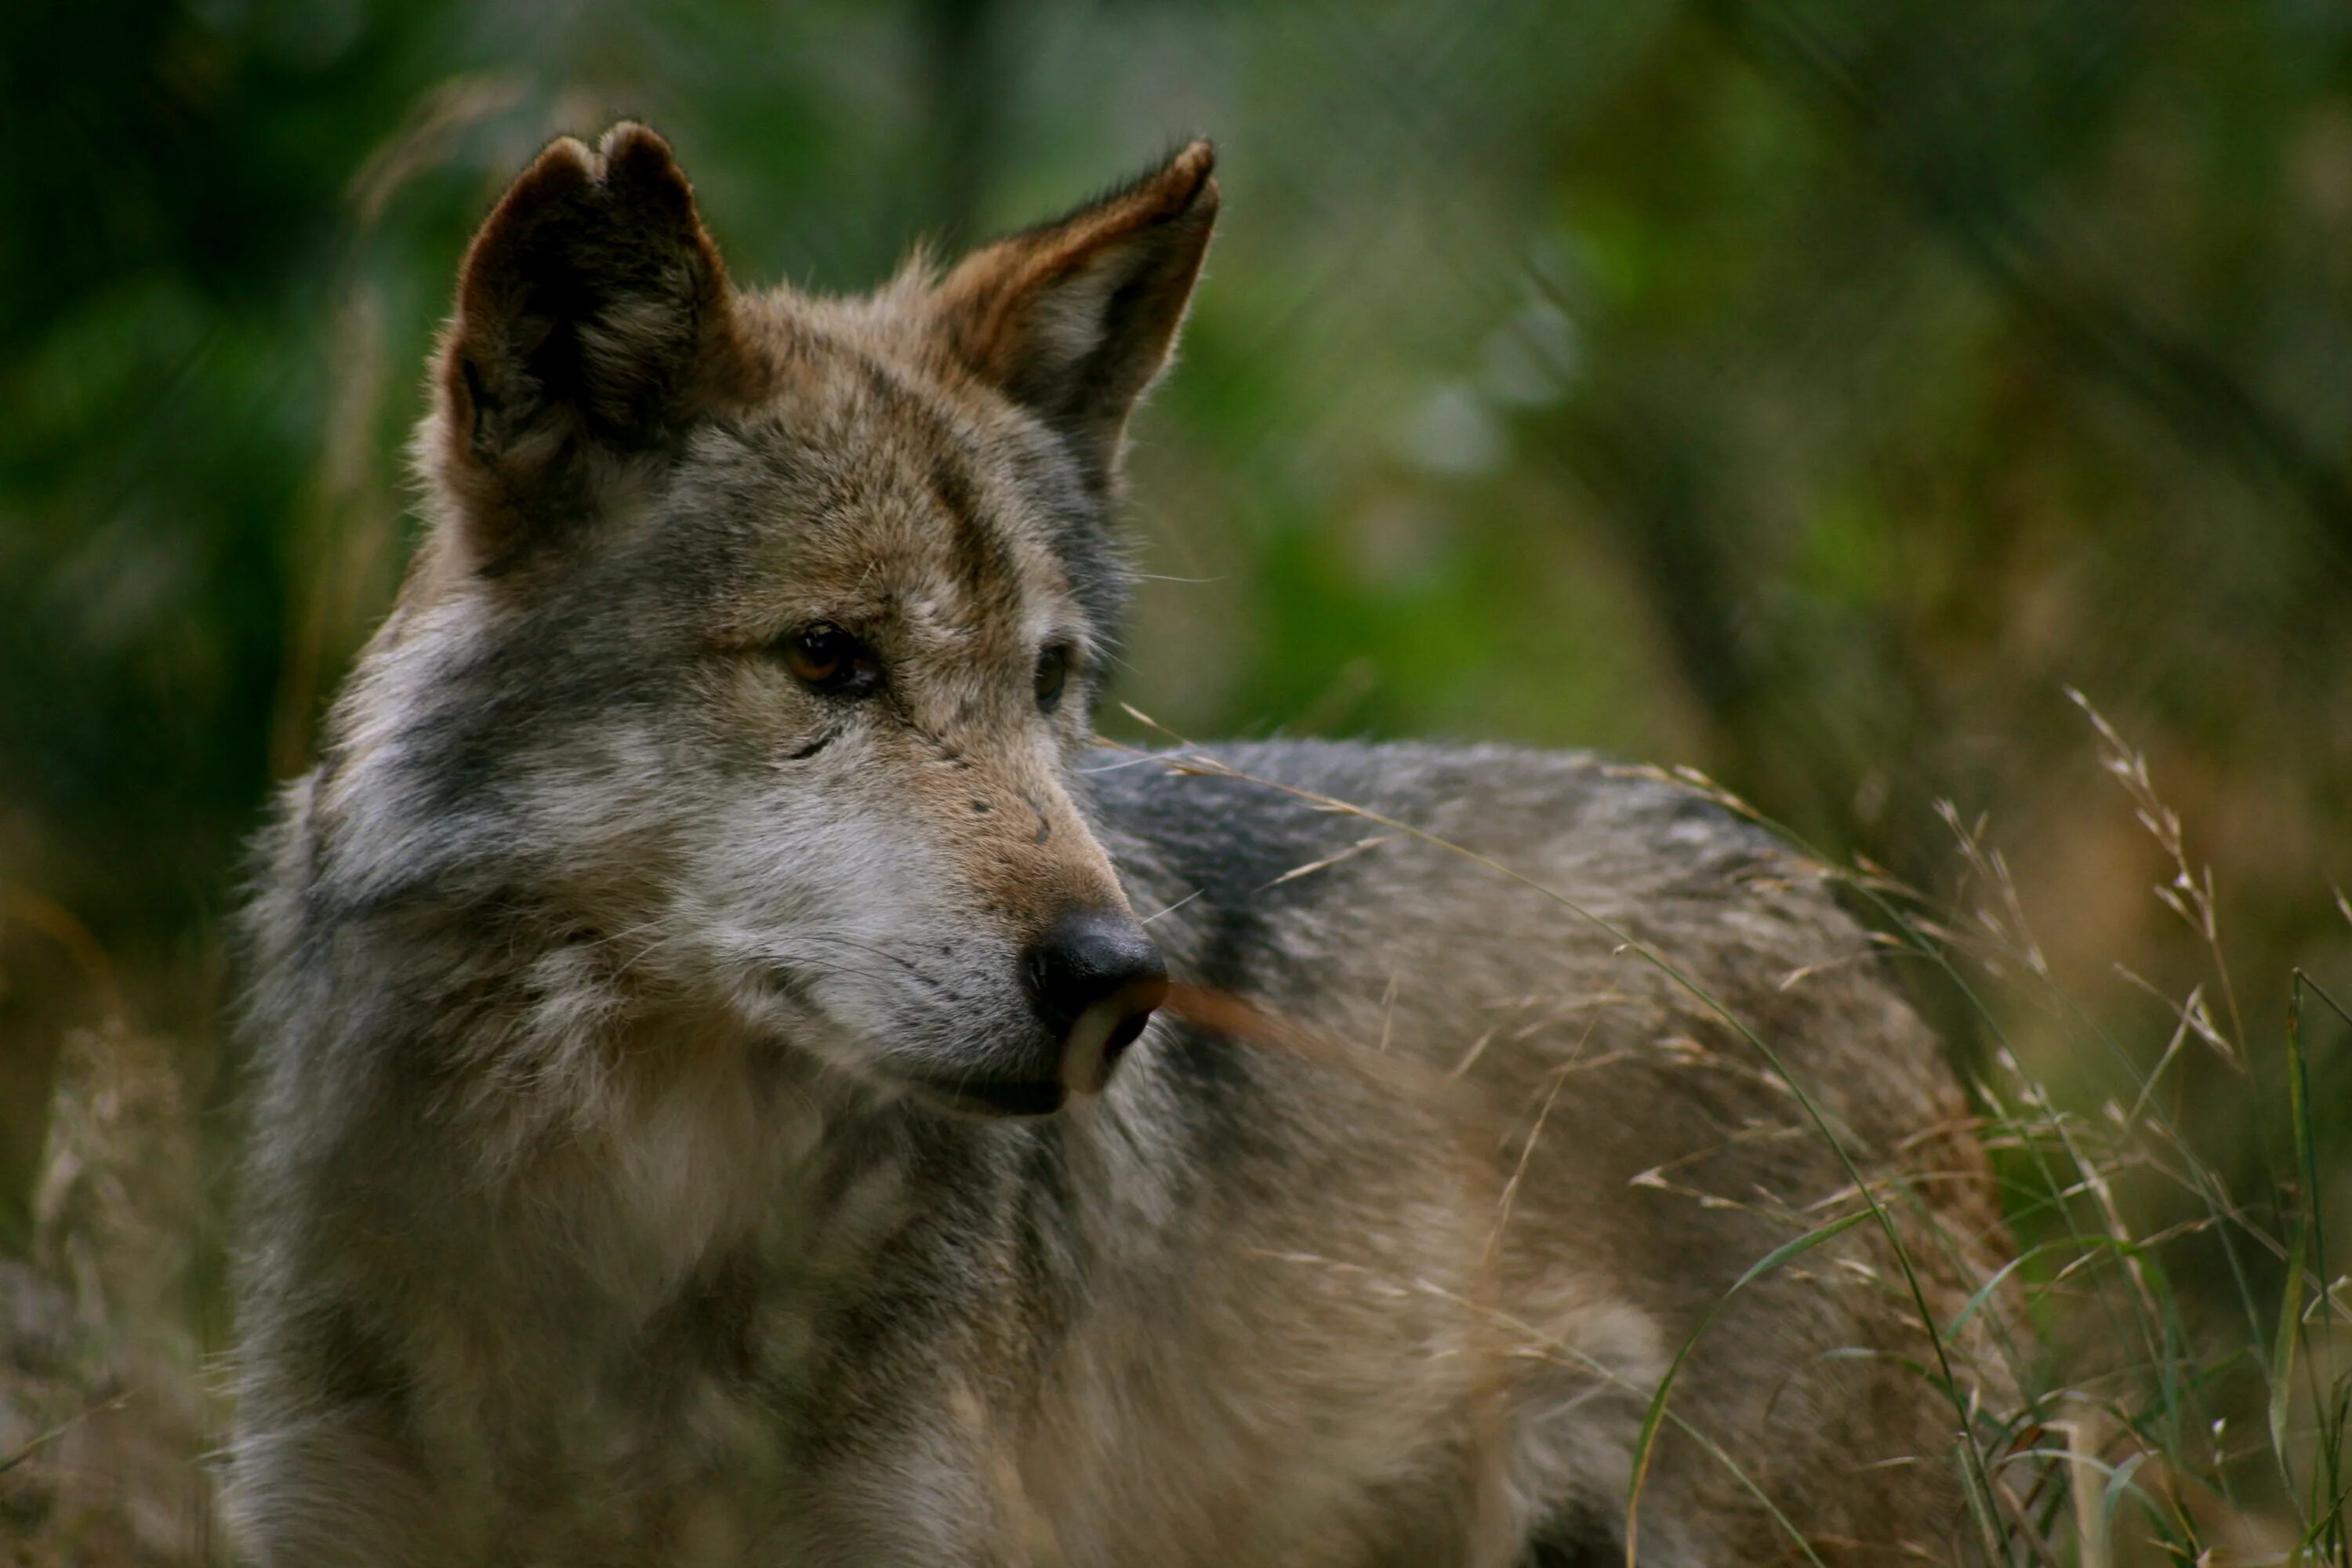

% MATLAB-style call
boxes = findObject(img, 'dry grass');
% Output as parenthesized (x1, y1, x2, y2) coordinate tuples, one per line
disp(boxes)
(2, 699, 2345, 1565)
(1, 1021, 223, 1566)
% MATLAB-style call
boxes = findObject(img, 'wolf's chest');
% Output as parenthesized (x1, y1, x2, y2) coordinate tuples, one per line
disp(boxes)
(427, 1088, 940, 1559)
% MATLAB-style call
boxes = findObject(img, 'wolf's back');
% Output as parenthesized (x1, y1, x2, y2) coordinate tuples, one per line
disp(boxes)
(1090, 739, 2011, 1564)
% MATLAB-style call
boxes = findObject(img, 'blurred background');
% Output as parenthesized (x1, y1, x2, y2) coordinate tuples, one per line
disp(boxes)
(3, 0, 2350, 1559)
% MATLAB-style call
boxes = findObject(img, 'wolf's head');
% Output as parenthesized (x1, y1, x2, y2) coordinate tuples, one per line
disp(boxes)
(312, 125, 1215, 1118)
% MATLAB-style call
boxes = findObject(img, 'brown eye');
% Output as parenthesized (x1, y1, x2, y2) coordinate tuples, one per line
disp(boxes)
(1033, 644, 1071, 714)
(780, 625, 882, 697)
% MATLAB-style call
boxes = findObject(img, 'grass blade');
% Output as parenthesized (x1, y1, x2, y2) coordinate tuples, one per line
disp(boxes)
(1624, 1210, 1871, 1563)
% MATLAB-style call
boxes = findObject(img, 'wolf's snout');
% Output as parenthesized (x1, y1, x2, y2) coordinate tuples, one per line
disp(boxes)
(1025, 909, 1168, 1094)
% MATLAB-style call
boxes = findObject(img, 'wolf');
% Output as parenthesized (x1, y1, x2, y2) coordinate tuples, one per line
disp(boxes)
(227, 125, 2011, 1566)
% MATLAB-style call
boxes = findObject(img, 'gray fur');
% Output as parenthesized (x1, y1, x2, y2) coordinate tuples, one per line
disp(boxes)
(228, 125, 2009, 1566)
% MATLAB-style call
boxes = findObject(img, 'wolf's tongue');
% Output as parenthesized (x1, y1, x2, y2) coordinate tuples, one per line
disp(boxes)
(1059, 1007, 1116, 1098)
(1058, 978, 1168, 1097)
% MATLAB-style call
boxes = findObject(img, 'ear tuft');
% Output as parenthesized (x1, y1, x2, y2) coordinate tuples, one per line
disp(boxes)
(434, 122, 753, 567)
(935, 140, 1220, 489)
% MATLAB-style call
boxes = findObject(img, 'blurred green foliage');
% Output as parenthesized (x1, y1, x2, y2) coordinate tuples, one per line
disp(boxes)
(2, 0, 2349, 1234)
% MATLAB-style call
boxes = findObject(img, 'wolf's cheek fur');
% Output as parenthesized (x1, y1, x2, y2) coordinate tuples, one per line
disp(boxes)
(674, 772, 989, 1067)
(637, 717, 1120, 1085)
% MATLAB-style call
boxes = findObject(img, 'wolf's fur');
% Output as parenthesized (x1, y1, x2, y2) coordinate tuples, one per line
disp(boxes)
(229, 125, 2009, 1566)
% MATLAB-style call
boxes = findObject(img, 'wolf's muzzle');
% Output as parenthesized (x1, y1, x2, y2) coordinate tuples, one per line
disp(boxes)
(1025, 908, 1168, 1098)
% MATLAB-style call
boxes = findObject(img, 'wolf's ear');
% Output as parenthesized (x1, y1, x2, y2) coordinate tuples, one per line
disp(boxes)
(432, 122, 754, 566)
(935, 140, 1218, 489)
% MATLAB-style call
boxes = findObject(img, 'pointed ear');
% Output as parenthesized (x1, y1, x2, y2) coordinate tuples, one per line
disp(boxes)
(431, 122, 757, 567)
(935, 140, 1218, 488)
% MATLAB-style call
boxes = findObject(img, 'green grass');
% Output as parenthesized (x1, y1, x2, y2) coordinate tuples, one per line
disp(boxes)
(1675, 699, 2352, 1566)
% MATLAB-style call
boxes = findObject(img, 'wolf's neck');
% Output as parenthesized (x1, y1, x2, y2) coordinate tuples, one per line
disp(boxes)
(404, 973, 880, 1330)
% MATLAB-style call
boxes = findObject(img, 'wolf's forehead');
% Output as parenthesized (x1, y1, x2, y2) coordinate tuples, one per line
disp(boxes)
(673, 363, 1075, 637)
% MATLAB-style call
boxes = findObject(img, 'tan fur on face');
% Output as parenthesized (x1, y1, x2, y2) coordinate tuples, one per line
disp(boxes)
(665, 321, 1135, 936)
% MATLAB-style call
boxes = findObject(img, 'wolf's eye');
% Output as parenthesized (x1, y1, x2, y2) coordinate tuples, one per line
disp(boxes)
(1033, 644, 1072, 714)
(779, 625, 882, 697)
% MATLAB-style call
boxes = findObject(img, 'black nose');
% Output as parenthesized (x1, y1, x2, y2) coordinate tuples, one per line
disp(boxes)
(1024, 908, 1169, 1086)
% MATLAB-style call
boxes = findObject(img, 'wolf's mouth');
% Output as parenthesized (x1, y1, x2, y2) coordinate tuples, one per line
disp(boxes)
(910, 1076, 1067, 1118)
